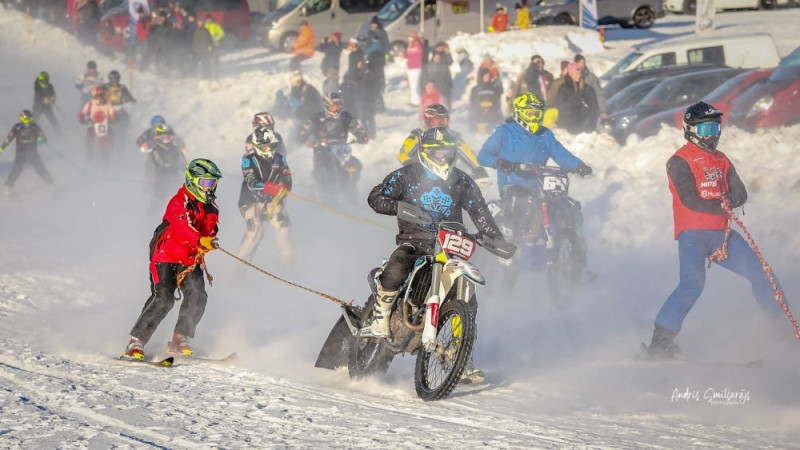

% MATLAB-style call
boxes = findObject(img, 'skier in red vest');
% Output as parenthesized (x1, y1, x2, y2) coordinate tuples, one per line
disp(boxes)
(643, 102, 786, 358)
(122, 158, 223, 361)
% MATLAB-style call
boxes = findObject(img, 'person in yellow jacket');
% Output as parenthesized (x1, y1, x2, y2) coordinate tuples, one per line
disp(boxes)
(398, 104, 488, 181)
(204, 16, 225, 79)
(513, 3, 530, 29)
(291, 20, 315, 71)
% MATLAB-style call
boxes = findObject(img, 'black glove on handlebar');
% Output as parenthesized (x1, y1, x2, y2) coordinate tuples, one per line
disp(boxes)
(495, 159, 514, 173)
(575, 164, 593, 177)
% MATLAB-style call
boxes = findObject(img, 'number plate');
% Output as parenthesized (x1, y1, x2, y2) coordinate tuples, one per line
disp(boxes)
(94, 121, 109, 137)
(541, 174, 568, 193)
(438, 230, 476, 261)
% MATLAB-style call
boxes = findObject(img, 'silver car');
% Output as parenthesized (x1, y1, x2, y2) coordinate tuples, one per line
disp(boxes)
(529, 0, 664, 29)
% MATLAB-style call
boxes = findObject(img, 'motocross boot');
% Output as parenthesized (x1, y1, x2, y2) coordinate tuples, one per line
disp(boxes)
(459, 356, 486, 384)
(642, 326, 681, 359)
(365, 283, 397, 338)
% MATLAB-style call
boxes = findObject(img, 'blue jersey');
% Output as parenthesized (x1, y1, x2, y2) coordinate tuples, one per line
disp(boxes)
(477, 121, 583, 190)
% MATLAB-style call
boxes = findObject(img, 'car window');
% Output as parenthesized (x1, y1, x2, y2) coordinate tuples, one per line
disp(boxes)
(687, 46, 725, 66)
(637, 52, 676, 71)
(451, 0, 469, 13)
(376, 0, 412, 21)
(405, 0, 435, 23)
(770, 47, 800, 84)
(305, 0, 332, 15)
(341, 0, 390, 14)
(703, 72, 750, 103)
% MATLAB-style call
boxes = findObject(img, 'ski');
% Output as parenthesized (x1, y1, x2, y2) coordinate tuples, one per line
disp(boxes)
(174, 352, 237, 364)
(117, 356, 174, 367)
(635, 344, 763, 367)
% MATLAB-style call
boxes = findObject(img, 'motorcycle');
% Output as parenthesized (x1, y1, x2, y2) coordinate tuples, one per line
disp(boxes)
(315, 202, 516, 401)
(85, 112, 114, 161)
(488, 165, 587, 305)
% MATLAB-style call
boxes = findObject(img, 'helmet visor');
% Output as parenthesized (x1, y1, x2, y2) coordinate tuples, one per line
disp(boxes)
(427, 146, 455, 165)
(693, 121, 721, 138)
(196, 177, 218, 190)
(519, 108, 543, 122)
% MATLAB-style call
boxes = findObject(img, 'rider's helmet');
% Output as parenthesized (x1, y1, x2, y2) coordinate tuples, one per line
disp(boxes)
(108, 70, 121, 85)
(87, 61, 97, 71)
(37, 71, 50, 87)
(150, 115, 166, 127)
(252, 111, 275, 130)
(418, 126, 458, 181)
(512, 93, 546, 134)
(91, 85, 105, 100)
(155, 124, 175, 145)
(423, 103, 450, 128)
(250, 126, 280, 158)
(683, 101, 723, 152)
(19, 110, 34, 125)
(324, 90, 345, 118)
(185, 158, 223, 203)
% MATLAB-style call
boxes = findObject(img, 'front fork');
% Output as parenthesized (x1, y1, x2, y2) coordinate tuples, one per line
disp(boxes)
(421, 262, 444, 352)
(541, 201, 555, 249)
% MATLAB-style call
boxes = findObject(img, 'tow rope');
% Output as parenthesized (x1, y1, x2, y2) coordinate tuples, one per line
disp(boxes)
(286, 191, 393, 230)
(177, 252, 214, 289)
(216, 245, 354, 307)
(709, 199, 800, 340)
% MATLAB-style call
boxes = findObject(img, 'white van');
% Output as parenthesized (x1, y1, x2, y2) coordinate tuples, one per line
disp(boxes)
(662, 0, 789, 14)
(601, 33, 781, 80)
(358, 0, 517, 57)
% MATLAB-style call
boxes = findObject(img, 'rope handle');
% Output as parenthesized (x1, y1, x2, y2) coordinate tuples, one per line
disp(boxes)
(710, 199, 800, 340)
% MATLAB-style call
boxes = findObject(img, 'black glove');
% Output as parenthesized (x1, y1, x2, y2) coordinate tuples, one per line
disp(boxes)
(575, 164, 593, 177)
(495, 159, 514, 173)
(726, 191, 746, 209)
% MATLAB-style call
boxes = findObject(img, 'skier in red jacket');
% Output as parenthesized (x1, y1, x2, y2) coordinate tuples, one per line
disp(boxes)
(122, 158, 223, 360)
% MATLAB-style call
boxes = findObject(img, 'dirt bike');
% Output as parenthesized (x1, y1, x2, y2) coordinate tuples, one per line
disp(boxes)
(85, 115, 114, 161)
(312, 139, 363, 203)
(488, 165, 587, 305)
(315, 202, 516, 401)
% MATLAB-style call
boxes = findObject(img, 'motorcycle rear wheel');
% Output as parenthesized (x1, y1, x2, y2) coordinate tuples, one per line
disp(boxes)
(546, 229, 584, 306)
(348, 296, 394, 379)
(414, 299, 476, 401)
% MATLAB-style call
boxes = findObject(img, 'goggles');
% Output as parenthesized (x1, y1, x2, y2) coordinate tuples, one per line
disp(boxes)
(195, 177, 218, 190)
(426, 146, 455, 165)
(693, 122, 721, 138)
(427, 115, 449, 127)
(519, 108, 543, 122)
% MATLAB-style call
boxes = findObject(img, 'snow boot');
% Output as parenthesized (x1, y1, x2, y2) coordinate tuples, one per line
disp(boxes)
(459, 357, 486, 384)
(122, 337, 145, 360)
(363, 283, 397, 338)
(642, 326, 681, 359)
(168, 333, 193, 356)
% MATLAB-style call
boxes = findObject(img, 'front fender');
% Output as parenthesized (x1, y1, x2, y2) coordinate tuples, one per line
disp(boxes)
(444, 259, 485, 286)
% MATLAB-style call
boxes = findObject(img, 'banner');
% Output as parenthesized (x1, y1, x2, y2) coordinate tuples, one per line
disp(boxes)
(580, 0, 598, 31)
(695, 0, 715, 34)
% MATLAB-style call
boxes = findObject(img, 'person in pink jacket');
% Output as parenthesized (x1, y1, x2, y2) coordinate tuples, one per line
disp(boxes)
(405, 30, 424, 106)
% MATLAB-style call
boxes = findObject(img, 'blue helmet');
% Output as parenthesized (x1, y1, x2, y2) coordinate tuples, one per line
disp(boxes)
(150, 115, 166, 127)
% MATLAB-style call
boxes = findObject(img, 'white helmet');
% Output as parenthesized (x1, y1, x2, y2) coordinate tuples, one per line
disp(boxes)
(250, 126, 279, 158)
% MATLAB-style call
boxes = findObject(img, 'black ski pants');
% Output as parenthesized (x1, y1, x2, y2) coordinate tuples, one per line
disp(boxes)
(5, 147, 53, 188)
(130, 262, 208, 344)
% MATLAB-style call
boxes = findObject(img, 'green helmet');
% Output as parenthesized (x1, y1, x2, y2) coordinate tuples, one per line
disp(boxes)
(185, 158, 222, 203)
(37, 71, 50, 86)
(512, 93, 546, 134)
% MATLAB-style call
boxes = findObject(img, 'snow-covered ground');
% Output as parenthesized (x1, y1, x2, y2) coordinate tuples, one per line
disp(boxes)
(1, 6, 800, 448)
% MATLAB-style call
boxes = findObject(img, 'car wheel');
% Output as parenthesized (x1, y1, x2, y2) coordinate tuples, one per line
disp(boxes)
(760, 0, 775, 9)
(619, 22, 634, 28)
(682, 0, 696, 14)
(553, 13, 575, 25)
(281, 32, 298, 54)
(633, 7, 655, 28)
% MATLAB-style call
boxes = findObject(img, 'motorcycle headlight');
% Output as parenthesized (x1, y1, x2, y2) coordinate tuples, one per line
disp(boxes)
(746, 95, 773, 118)
(616, 115, 638, 130)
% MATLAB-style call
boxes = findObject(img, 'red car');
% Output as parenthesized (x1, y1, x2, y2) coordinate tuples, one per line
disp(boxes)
(633, 69, 772, 138)
(729, 46, 800, 130)
(97, 0, 251, 51)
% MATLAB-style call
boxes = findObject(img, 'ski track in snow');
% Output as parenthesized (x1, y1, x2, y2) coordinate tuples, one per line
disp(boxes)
(1, 6, 800, 448)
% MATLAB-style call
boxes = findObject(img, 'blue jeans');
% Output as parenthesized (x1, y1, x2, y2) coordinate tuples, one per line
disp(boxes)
(655, 229, 784, 335)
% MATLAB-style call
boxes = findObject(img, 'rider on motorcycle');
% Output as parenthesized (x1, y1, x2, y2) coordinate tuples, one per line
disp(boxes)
(297, 90, 368, 186)
(398, 103, 489, 182)
(245, 112, 286, 157)
(477, 93, 592, 242)
(103, 70, 136, 133)
(79, 86, 118, 159)
(136, 115, 188, 154)
(143, 124, 188, 203)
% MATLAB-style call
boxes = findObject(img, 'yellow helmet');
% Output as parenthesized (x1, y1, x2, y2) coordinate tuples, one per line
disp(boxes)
(512, 93, 546, 134)
(20, 110, 34, 124)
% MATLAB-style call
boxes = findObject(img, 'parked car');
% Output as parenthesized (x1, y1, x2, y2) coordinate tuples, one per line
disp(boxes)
(356, 0, 514, 58)
(98, 0, 252, 51)
(256, 0, 392, 52)
(632, 69, 772, 138)
(603, 63, 720, 99)
(729, 46, 800, 130)
(663, 0, 789, 14)
(601, 33, 780, 81)
(599, 67, 744, 142)
(605, 77, 662, 115)
(529, 0, 664, 28)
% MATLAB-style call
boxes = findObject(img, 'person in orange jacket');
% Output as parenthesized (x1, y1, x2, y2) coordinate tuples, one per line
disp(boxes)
(489, 4, 508, 32)
(291, 20, 315, 71)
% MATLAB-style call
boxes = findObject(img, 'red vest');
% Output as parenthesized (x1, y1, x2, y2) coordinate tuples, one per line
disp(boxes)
(668, 142, 730, 239)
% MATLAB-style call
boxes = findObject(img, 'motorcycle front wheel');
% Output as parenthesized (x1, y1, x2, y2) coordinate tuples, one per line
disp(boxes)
(414, 299, 476, 401)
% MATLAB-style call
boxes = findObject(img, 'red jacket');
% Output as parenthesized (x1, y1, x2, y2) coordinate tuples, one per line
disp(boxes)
(667, 142, 731, 239)
(151, 186, 219, 276)
(405, 38, 424, 70)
